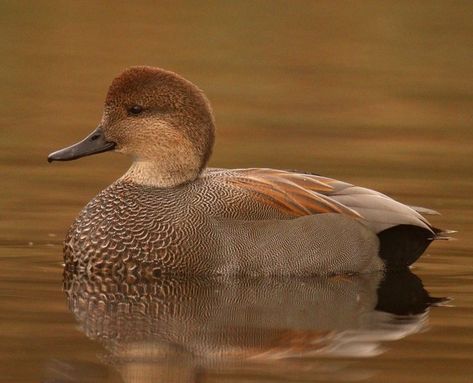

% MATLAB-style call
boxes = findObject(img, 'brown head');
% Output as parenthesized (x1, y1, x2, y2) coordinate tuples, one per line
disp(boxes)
(48, 66, 215, 187)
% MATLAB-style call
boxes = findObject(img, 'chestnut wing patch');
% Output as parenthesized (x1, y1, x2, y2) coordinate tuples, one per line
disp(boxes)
(223, 168, 362, 218)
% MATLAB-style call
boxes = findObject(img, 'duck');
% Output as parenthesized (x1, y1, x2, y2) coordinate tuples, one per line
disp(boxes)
(48, 66, 449, 276)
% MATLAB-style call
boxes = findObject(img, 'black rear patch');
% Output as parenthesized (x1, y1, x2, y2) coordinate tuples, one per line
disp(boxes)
(378, 225, 434, 268)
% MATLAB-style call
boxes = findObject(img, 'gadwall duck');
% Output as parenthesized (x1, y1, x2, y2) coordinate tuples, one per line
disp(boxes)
(48, 66, 449, 276)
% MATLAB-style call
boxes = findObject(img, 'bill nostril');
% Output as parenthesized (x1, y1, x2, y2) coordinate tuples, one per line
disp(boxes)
(91, 134, 100, 141)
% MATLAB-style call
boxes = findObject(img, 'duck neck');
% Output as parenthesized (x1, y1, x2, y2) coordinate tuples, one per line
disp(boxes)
(121, 158, 202, 188)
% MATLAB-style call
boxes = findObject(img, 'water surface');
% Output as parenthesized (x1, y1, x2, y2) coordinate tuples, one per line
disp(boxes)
(1, 1, 472, 382)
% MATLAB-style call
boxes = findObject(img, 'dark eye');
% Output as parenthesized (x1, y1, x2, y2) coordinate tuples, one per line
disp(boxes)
(128, 105, 143, 115)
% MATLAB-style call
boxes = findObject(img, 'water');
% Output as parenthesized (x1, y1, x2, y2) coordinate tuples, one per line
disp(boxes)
(1, 1, 473, 382)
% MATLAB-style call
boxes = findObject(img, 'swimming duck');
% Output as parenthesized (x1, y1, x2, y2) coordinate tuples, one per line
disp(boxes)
(48, 66, 447, 276)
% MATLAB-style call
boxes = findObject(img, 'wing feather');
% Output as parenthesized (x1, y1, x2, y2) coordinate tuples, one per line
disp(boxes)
(213, 168, 436, 235)
(222, 168, 361, 218)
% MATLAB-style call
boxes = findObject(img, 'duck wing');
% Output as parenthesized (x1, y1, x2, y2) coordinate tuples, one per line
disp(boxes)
(217, 168, 361, 218)
(213, 168, 436, 235)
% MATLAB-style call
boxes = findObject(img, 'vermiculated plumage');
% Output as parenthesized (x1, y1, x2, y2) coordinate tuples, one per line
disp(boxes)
(64, 170, 381, 276)
(48, 66, 449, 276)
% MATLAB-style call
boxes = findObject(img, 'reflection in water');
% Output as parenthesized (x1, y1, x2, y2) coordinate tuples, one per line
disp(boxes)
(60, 270, 443, 383)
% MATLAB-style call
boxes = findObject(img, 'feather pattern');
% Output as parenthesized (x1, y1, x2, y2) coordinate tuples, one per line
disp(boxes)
(216, 168, 436, 235)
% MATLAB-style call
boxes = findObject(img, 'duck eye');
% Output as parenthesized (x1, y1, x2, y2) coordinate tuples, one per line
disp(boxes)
(128, 105, 143, 115)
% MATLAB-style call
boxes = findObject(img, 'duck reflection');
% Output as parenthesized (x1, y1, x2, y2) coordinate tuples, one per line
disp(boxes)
(63, 270, 443, 382)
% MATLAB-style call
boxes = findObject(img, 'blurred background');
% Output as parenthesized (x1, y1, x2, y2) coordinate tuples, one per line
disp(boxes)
(0, 1, 472, 382)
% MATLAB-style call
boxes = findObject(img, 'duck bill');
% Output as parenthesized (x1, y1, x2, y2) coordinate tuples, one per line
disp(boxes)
(47, 127, 116, 162)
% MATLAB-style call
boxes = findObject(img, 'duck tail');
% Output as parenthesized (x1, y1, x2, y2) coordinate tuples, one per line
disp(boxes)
(430, 227, 458, 241)
(408, 206, 457, 241)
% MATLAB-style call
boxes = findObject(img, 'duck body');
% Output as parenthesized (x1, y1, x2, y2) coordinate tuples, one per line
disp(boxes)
(50, 66, 446, 276)
(64, 167, 437, 276)
(65, 169, 384, 276)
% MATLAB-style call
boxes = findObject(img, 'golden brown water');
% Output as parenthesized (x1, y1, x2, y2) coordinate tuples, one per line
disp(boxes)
(1, 1, 472, 382)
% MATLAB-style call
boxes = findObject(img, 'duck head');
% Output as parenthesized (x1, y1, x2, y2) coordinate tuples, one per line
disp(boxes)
(48, 66, 215, 187)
